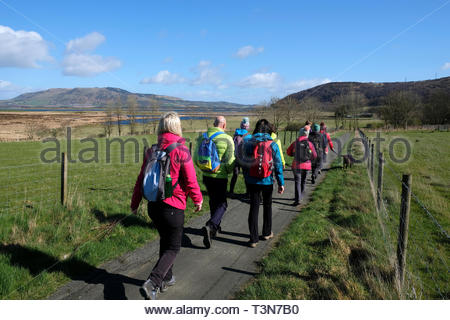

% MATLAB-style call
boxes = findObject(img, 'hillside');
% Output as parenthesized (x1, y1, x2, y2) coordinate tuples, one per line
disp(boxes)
(0, 87, 253, 111)
(283, 76, 450, 109)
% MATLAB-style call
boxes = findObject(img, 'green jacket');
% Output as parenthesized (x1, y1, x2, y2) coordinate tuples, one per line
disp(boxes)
(194, 127, 235, 179)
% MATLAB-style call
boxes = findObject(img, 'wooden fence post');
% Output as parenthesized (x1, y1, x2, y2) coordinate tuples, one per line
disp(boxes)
(376, 152, 384, 210)
(283, 129, 286, 146)
(189, 141, 192, 155)
(61, 152, 67, 206)
(397, 174, 412, 293)
(290, 130, 293, 142)
(370, 143, 374, 182)
(367, 139, 371, 169)
(143, 146, 148, 161)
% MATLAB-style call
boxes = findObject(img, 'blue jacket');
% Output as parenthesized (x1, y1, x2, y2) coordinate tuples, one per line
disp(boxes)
(242, 133, 284, 186)
(234, 128, 248, 137)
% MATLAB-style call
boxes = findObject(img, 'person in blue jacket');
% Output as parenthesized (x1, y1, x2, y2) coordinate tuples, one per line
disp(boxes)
(229, 117, 250, 195)
(242, 119, 285, 248)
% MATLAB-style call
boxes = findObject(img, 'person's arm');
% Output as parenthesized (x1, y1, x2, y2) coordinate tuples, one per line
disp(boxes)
(130, 152, 148, 212)
(271, 142, 285, 187)
(275, 139, 286, 167)
(309, 141, 317, 159)
(223, 134, 235, 175)
(286, 141, 295, 157)
(327, 133, 334, 150)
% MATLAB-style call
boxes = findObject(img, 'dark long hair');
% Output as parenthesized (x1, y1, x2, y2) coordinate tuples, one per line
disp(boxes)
(253, 119, 273, 135)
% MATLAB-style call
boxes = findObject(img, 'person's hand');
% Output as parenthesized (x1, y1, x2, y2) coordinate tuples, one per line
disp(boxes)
(194, 202, 202, 212)
(283, 164, 286, 170)
(278, 185, 285, 194)
(131, 208, 138, 215)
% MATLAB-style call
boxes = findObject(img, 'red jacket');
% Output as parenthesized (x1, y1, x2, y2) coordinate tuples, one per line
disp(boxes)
(287, 136, 317, 170)
(131, 132, 203, 211)
(320, 130, 333, 153)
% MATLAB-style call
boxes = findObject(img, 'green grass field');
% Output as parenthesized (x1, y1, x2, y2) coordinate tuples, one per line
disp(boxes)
(238, 130, 449, 299)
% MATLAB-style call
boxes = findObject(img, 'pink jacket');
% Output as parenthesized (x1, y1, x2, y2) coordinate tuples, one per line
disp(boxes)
(131, 132, 203, 211)
(320, 130, 334, 153)
(287, 136, 317, 170)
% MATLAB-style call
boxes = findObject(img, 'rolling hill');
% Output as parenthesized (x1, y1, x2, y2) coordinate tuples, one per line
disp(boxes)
(283, 76, 450, 109)
(0, 87, 253, 111)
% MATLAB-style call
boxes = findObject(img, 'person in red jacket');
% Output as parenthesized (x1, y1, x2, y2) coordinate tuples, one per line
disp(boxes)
(131, 112, 203, 300)
(319, 122, 334, 171)
(287, 127, 317, 206)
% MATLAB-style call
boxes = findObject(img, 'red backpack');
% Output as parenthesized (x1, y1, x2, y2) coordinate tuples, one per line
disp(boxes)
(249, 140, 274, 178)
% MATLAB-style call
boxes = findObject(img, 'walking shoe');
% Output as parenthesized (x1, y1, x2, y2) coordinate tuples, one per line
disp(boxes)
(262, 232, 274, 240)
(140, 279, 159, 300)
(202, 226, 211, 248)
(248, 241, 258, 248)
(311, 176, 316, 184)
(292, 201, 300, 206)
(160, 276, 176, 293)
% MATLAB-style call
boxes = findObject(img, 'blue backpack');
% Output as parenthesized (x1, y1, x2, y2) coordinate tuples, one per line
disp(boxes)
(196, 131, 224, 173)
(142, 143, 180, 202)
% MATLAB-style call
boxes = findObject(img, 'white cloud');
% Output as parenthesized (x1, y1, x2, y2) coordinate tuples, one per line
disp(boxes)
(66, 32, 105, 53)
(442, 62, 450, 70)
(237, 72, 282, 89)
(0, 25, 52, 68)
(62, 53, 121, 77)
(190, 60, 223, 86)
(235, 45, 264, 59)
(62, 32, 121, 77)
(0, 80, 33, 99)
(140, 70, 185, 85)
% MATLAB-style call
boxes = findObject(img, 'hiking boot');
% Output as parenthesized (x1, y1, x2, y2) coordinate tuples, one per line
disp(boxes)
(160, 276, 176, 293)
(262, 232, 274, 240)
(140, 279, 159, 300)
(311, 176, 316, 184)
(202, 226, 211, 248)
(292, 201, 300, 207)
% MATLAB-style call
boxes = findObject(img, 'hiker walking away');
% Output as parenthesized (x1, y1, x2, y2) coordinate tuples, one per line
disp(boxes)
(230, 117, 250, 195)
(299, 120, 312, 137)
(308, 124, 324, 184)
(243, 119, 284, 248)
(319, 122, 334, 171)
(287, 127, 317, 206)
(194, 116, 235, 248)
(131, 112, 203, 300)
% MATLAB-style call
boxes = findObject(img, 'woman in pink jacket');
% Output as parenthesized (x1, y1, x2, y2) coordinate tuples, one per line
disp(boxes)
(131, 112, 203, 300)
(287, 127, 317, 206)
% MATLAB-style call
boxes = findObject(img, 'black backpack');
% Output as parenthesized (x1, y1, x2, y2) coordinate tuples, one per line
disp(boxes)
(296, 139, 312, 163)
(309, 132, 323, 157)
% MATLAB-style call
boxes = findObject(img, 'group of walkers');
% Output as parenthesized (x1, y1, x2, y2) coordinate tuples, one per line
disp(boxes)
(130, 112, 333, 300)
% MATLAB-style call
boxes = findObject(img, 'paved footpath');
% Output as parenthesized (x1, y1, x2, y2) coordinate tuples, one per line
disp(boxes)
(50, 133, 350, 300)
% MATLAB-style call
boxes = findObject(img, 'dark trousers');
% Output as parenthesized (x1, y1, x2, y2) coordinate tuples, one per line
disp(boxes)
(293, 169, 308, 203)
(147, 201, 184, 288)
(312, 157, 322, 179)
(203, 176, 228, 231)
(248, 184, 273, 243)
(230, 164, 248, 194)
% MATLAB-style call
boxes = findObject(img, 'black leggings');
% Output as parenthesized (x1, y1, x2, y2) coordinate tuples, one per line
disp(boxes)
(248, 184, 273, 243)
(147, 201, 185, 288)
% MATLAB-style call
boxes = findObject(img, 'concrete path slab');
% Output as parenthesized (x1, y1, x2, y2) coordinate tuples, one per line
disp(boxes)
(50, 133, 350, 300)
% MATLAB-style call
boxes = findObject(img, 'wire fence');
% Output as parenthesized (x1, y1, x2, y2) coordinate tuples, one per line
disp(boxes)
(358, 129, 449, 299)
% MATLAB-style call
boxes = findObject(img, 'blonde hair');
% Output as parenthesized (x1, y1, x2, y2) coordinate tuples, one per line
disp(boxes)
(157, 112, 182, 136)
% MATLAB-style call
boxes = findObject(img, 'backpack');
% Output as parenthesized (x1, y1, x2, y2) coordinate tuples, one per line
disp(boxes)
(233, 132, 249, 157)
(142, 143, 180, 202)
(296, 139, 312, 163)
(309, 132, 323, 157)
(196, 131, 225, 173)
(248, 139, 274, 178)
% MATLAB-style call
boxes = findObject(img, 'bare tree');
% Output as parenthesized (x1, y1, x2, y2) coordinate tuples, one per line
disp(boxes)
(381, 91, 421, 129)
(114, 101, 123, 136)
(150, 100, 160, 133)
(298, 97, 322, 124)
(265, 97, 283, 130)
(127, 95, 138, 135)
(279, 96, 299, 126)
(103, 101, 114, 137)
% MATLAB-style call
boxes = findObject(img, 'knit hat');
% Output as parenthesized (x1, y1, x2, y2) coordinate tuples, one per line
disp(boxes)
(240, 117, 250, 129)
(312, 124, 320, 132)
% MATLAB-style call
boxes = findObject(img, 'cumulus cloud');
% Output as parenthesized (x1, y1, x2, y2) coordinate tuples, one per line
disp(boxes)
(62, 32, 121, 77)
(0, 25, 52, 68)
(442, 62, 450, 70)
(235, 45, 264, 59)
(237, 72, 282, 89)
(140, 70, 185, 85)
(190, 60, 223, 86)
(66, 32, 105, 53)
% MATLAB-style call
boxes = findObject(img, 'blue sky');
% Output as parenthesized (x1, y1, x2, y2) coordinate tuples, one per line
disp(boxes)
(0, 0, 449, 103)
